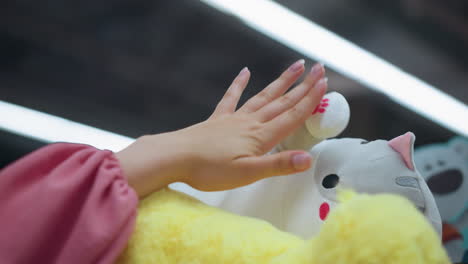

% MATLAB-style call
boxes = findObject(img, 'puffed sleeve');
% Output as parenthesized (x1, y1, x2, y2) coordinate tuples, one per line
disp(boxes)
(0, 143, 138, 264)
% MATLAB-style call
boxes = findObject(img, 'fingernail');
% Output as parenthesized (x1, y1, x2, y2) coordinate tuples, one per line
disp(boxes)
(288, 59, 305, 73)
(320, 63, 326, 74)
(292, 153, 311, 170)
(309, 63, 324, 78)
(238, 67, 249, 77)
(315, 77, 328, 91)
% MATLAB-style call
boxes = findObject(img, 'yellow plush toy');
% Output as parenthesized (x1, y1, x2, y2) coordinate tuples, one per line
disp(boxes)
(117, 188, 449, 264)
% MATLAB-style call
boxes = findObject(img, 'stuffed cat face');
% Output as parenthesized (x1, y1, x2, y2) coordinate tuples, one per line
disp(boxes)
(286, 133, 442, 238)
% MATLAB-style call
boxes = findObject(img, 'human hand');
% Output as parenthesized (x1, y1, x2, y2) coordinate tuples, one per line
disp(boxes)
(116, 60, 327, 197)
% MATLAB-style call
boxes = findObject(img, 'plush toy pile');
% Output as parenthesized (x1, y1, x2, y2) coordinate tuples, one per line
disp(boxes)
(116, 92, 450, 263)
(170, 92, 442, 239)
(117, 188, 448, 264)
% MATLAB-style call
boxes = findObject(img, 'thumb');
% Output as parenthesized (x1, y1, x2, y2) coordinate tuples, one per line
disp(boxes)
(235, 151, 312, 182)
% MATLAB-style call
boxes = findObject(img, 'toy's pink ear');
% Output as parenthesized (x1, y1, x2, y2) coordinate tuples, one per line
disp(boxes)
(388, 132, 415, 171)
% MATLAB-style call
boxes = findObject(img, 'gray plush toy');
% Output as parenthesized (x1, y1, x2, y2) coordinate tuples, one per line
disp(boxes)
(170, 92, 442, 239)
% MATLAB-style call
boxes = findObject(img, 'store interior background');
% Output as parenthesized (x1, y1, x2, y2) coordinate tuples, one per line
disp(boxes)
(1, 0, 467, 167)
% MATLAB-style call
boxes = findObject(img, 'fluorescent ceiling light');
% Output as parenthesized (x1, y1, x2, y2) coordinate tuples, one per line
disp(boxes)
(201, 0, 468, 137)
(0, 100, 134, 152)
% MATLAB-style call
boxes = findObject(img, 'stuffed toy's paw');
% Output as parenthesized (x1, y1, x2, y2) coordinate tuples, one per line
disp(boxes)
(305, 91, 350, 139)
(117, 189, 449, 264)
(279, 91, 350, 151)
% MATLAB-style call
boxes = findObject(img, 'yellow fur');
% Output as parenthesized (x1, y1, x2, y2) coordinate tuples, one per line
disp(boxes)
(117, 188, 449, 264)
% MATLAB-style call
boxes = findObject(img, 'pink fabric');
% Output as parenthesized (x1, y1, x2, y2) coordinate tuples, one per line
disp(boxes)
(0, 143, 138, 263)
(388, 132, 415, 171)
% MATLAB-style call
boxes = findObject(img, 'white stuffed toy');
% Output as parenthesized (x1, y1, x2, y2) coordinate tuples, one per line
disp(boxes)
(170, 92, 442, 239)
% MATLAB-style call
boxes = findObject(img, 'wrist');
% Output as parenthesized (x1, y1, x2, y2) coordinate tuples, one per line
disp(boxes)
(116, 133, 195, 198)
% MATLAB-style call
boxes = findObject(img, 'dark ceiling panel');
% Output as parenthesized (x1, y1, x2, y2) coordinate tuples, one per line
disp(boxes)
(0, 0, 465, 164)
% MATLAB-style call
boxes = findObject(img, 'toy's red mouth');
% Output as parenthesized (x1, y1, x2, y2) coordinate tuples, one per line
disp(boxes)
(319, 202, 330, 220)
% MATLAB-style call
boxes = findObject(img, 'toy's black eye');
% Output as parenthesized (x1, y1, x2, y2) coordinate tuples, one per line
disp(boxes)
(360, 140, 369, 144)
(322, 174, 340, 189)
(437, 160, 445, 166)
(425, 164, 432, 171)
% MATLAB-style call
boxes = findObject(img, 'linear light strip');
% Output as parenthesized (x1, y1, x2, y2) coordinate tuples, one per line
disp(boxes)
(201, 0, 468, 137)
(0, 100, 134, 152)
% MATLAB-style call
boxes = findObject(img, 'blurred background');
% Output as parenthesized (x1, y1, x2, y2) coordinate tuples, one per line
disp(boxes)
(0, 1, 467, 262)
(0, 0, 467, 166)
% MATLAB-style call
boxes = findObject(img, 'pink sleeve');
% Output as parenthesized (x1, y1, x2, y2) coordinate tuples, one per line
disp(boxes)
(0, 143, 138, 264)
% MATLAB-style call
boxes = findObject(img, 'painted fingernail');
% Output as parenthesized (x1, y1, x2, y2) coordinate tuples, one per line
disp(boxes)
(238, 67, 249, 77)
(292, 153, 311, 170)
(320, 63, 326, 74)
(316, 77, 328, 88)
(288, 59, 305, 73)
(309, 63, 324, 78)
